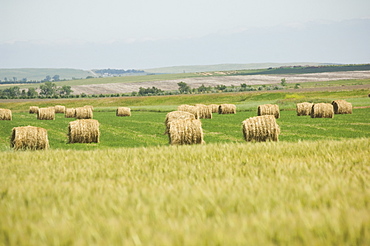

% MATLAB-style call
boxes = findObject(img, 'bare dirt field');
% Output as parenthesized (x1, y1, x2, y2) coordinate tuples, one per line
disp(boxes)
(70, 71, 370, 95)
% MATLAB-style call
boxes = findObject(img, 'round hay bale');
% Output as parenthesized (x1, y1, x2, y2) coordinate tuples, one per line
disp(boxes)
(54, 105, 66, 114)
(65, 108, 76, 118)
(165, 111, 195, 134)
(29, 106, 39, 114)
(208, 104, 219, 113)
(242, 115, 280, 142)
(75, 107, 93, 119)
(311, 103, 334, 118)
(0, 108, 12, 120)
(37, 108, 55, 120)
(195, 104, 212, 119)
(68, 119, 100, 143)
(257, 104, 280, 119)
(332, 100, 352, 114)
(10, 126, 49, 150)
(296, 102, 314, 116)
(177, 105, 200, 119)
(218, 104, 236, 114)
(168, 118, 204, 145)
(116, 107, 131, 117)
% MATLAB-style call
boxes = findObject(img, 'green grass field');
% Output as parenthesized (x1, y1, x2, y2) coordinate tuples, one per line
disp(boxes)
(0, 88, 369, 245)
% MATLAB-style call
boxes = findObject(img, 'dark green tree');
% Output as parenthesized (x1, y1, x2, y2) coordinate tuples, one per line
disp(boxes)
(39, 82, 57, 96)
(27, 88, 38, 98)
(59, 85, 73, 95)
(177, 82, 191, 94)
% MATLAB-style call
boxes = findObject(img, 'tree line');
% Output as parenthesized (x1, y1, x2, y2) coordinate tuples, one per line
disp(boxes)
(0, 82, 73, 99)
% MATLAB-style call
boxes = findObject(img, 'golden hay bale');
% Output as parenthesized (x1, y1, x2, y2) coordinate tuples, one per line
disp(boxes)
(257, 104, 280, 119)
(311, 103, 334, 118)
(10, 126, 49, 150)
(208, 104, 219, 113)
(54, 105, 66, 114)
(242, 115, 280, 142)
(68, 119, 100, 143)
(177, 104, 200, 119)
(165, 111, 196, 134)
(0, 108, 12, 120)
(195, 104, 212, 119)
(218, 104, 236, 114)
(65, 108, 76, 118)
(332, 100, 352, 114)
(168, 118, 204, 145)
(37, 108, 55, 120)
(296, 102, 314, 116)
(29, 106, 39, 114)
(75, 107, 93, 119)
(116, 107, 131, 117)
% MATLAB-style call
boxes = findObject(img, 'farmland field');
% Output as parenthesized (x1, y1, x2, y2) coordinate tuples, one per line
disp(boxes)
(0, 87, 370, 245)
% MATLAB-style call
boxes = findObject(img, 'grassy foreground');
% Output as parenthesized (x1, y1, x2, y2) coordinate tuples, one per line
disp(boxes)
(0, 138, 369, 245)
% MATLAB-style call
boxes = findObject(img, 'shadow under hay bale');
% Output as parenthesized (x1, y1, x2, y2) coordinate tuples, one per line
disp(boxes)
(75, 107, 93, 119)
(10, 126, 49, 150)
(65, 108, 76, 118)
(29, 106, 39, 114)
(116, 107, 131, 117)
(218, 104, 236, 114)
(311, 103, 334, 118)
(332, 100, 352, 114)
(55, 105, 66, 114)
(242, 115, 280, 142)
(68, 119, 100, 143)
(208, 104, 219, 113)
(195, 104, 212, 119)
(37, 108, 55, 120)
(168, 118, 204, 145)
(177, 105, 200, 119)
(165, 111, 196, 134)
(257, 104, 280, 119)
(0, 108, 12, 120)
(296, 102, 314, 116)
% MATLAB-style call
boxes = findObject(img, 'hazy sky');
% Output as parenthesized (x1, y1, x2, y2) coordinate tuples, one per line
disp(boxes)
(2, 0, 370, 43)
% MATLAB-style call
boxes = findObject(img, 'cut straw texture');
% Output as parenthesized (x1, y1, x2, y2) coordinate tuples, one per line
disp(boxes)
(195, 104, 212, 119)
(75, 107, 93, 119)
(68, 119, 100, 143)
(296, 102, 314, 116)
(177, 105, 200, 119)
(332, 100, 352, 114)
(208, 104, 219, 113)
(10, 126, 49, 150)
(242, 115, 280, 142)
(257, 104, 280, 119)
(165, 111, 196, 134)
(218, 104, 236, 114)
(0, 108, 12, 120)
(54, 105, 66, 114)
(168, 118, 204, 145)
(116, 107, 131, 117)
(37, 108, 55, 120)
(65, 108, 76, 118)
(29, 106, 39, 114)
(311, 103, 334, 118)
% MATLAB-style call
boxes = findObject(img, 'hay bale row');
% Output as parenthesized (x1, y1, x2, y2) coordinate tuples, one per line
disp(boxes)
(165, 111, 195, 134)
(37, 108, 55, 120)
(332, 100, 352, 114)
(311, 103, 334, 118)
(208, 104, 219, 113)
(177, 105, 200, 119)
(195, 104, 212, 119)
(116, 107, 131, 117)
(10, 126, 49, 150)
(167, 118, 204, 145)
(75, 107, 93, 119)
(68, 119, 100, 143)
(29, 106, 39, 114)
(242, 115, 280, 142)
(65, 108, 76, 118)
(55, 105, 66, 114)
(257, 104, 280, 119)
(218, 104, 236, 114)
(296, 102, 314, 116)
(0, 108, 12, 120)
